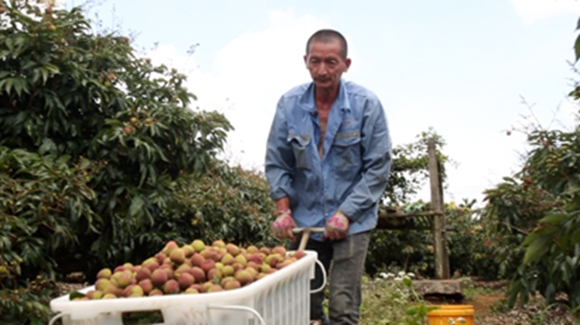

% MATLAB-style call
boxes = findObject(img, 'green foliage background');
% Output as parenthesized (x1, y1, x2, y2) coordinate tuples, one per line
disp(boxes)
(0, 1, 277, 322)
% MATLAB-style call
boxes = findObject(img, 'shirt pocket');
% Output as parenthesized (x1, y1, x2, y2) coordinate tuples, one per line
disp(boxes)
(333, 131, 361, 170)
(287, 133, 311, 170)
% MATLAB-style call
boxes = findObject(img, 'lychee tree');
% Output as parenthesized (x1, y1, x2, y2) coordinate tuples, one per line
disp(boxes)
(131, 162, 278, 265)
(381, 128, 449, 206)
(483, 18, 580, 311)
(366, 130, 453, 277)
(0, 0, 235, 284)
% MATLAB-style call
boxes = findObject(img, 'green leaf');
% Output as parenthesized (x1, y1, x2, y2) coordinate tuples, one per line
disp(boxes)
(79, 158, 91, 169)
(21, 60, 38, 70)
(129, 196, 144, 218)
(38, 138, 56, 155)
(572, 228, 580, 244)
(13, 77, 29, 97)
(56, 155, 71, 165)
(575, 34, 580, 62)
(539, 212, 568, 224)
(2, 77, 14, 95)
(69, 291, 86, 301)
(44, 64, 60, 75)
(5, 37, 13, 51)
(544, 282, 555, 302)
(566, 255, 578, 268)
(523, 234, 552, 264)
(40, 68, 50, 84)
(523, 225, 559, 245)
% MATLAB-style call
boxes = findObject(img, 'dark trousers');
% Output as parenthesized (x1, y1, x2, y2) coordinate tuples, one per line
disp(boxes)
(290, 231, 371, 325)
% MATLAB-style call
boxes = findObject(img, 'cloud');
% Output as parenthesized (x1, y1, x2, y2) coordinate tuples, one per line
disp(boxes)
(510, 0, 580, 23)
(142, 10, 333, 169)
(204, 10, 333, 169)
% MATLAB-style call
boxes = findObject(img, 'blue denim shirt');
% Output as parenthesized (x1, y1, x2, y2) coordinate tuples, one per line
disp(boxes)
(265, 80, 392, 241)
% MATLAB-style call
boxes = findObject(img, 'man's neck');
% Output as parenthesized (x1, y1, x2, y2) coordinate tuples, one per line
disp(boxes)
(314, 84, 340, 110)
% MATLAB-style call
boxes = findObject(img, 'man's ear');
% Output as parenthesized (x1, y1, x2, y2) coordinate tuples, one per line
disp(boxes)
(303, 55, 308, 67)
(344, 58, 352, 72)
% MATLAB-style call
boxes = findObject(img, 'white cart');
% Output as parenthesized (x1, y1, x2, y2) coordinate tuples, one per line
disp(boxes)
(49, 251, 324, 325)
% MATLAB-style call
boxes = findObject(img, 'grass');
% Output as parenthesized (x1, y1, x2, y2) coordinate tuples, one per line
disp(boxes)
(359, 274, 579, 325)
(360, 272, 438, 325)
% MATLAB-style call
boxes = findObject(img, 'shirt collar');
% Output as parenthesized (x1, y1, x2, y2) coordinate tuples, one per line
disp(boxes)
(299, 79, 351, 115)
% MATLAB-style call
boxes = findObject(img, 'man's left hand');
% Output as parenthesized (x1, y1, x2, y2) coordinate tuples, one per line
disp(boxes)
(324, 210, 350, 240)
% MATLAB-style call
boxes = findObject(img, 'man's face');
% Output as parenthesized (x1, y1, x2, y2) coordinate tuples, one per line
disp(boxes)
(304, 40, 351, 91)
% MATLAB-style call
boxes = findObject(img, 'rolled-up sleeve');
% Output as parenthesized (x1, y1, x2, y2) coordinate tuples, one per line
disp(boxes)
(265, 99, 297, 205)
(339, 99, 392, 222)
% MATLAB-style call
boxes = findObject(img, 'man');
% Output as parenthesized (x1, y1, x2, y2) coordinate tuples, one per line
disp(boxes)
(265, 29, 392, 325)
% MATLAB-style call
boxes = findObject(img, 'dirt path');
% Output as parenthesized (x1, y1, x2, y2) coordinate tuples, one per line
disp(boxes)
(470, 293, 505, 316)
(464, 283, 576, 324)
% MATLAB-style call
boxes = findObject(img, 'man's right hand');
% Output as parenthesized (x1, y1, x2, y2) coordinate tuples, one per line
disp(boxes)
(271, 209, 296, 239)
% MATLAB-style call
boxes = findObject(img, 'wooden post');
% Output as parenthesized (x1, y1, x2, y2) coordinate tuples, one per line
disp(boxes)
(438, 159, 450, 279)
(428, 138, 450, 279)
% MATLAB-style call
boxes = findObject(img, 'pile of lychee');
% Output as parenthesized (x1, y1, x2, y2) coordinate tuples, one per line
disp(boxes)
(73, 239, 306, 300)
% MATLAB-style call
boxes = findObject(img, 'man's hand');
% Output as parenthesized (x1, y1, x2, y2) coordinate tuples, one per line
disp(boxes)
(271, 209, 296, 239)
(324, 210, 350, 240)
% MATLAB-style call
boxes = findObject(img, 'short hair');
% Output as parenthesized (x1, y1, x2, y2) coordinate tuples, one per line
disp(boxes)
(305, 29, 348, 60)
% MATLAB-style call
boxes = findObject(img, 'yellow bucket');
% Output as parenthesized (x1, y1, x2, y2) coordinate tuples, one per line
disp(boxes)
(427, 305, 474, 325)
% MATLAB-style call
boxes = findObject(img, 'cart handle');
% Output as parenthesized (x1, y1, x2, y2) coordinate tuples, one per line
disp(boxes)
(310, 259, 327, 294)
(207, 304, 266, 325)
(48, 312, 69, 325)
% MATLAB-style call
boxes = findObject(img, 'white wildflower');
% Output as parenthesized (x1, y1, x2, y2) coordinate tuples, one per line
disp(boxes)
(380, 272, 394, 280)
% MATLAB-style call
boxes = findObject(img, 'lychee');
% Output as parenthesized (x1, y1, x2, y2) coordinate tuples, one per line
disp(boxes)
(149, 289, 163, 296)
(272, 246, 286, 256)
(224, 280, 241, 290)
(136, 267, 151, 282)
(178, 272, 195, 290)
(190, 253, 205, 267)
(139, 279, 153, 295)
(97, 268, 112, 279)
(235, 270, 253, 286)
(170, 248, 186, 264)
(189, 266, 206, 283)
(207, 284, 223, 292)
(150, 269, 168, 287)
(200, 259, 215, 274)
(163, 279, 179, 294)
(191, 239, 205, 252)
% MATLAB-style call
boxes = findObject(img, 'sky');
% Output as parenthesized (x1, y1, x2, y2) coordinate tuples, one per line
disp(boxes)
(63, 0, 580, 206)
